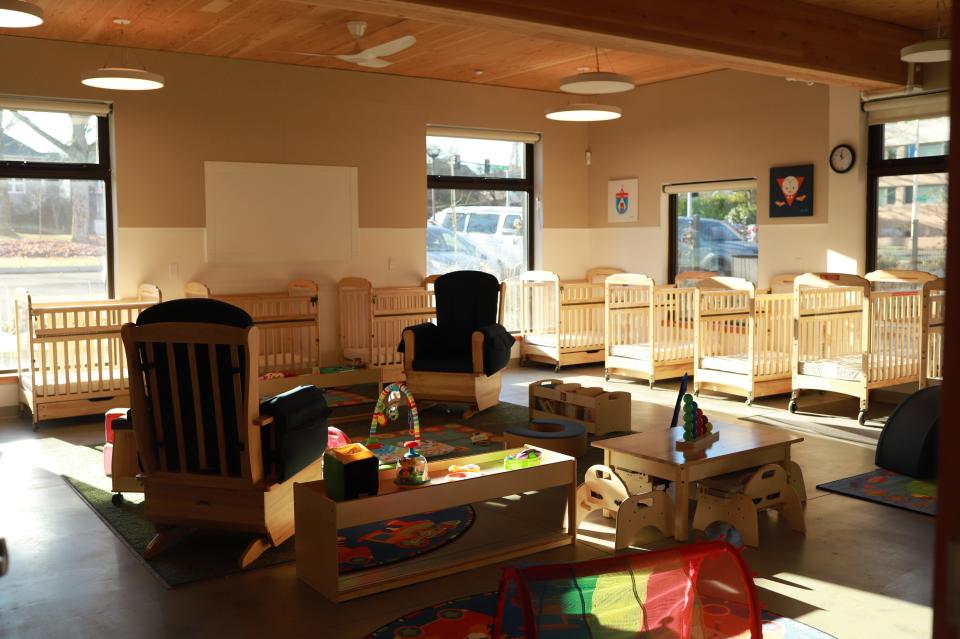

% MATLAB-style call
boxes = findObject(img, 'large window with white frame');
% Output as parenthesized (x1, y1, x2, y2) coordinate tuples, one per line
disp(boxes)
(425, 132, 534, 282)
(0, 104, 113, 371)
(868, 115, 948, 275)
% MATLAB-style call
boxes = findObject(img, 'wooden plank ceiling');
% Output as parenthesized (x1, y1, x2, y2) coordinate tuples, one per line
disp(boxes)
(0, 0, 943, 91)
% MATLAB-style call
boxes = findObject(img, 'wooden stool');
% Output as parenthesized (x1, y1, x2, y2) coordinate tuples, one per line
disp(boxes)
(692, 463, 805, 547)
(505, 419, 588, 457)
(574, 465, 673, 549)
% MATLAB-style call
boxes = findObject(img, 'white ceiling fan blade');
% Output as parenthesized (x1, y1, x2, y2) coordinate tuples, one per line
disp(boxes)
(359, 35, 416, 59)
(356, 58, 392, 68)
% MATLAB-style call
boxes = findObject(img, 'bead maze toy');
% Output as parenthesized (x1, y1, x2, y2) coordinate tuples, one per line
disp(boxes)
(676, 392, 719, 452)
(528, 379, 631, 436)
(365, 383, 429, 485)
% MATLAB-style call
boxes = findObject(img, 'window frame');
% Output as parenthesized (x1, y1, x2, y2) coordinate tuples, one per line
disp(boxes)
(866, 122, 948, 273)
(426, 140, 535, 277)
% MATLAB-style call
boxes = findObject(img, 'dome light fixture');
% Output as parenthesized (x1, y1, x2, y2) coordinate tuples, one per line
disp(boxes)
(901, 38, 951, 63)
(546, 103, 622, 122)
(81, 19, 165, 91)
(0, 0, 43, 28)
(560, 71, 635, 95)
(901, 0, 951, 64)
(81, 67, 166, 91)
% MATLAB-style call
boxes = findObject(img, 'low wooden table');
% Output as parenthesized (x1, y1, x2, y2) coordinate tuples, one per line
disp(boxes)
(592, 421, 803, 541)
(295, 445, 577, 602)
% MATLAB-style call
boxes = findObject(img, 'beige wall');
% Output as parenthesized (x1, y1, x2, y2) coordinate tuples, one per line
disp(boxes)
(0, 35, 590, 231)
(582, 71, 868, 285)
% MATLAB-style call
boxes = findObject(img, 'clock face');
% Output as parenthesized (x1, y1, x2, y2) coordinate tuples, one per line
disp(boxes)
(830, 144, 855, 173)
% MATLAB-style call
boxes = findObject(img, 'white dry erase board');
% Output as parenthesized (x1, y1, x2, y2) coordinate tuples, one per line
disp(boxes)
(204, 161, 358, 264)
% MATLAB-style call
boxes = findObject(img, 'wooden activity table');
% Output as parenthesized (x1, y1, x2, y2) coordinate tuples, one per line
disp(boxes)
(592, 421, 803, 541)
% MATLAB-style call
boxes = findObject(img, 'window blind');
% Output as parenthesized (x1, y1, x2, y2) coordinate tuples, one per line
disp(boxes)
(863, 92, 948, 125)
(426, 126, 540, 144)
(663, 178, 757, 194)
(0, 95, 111, 117)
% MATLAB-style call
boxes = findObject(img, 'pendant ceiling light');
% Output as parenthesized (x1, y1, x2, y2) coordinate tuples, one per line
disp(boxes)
(0, 0, 43, 28)
(545, 103, 622, 122)
(560, 48, 635, 95)
(901, 0, 951, 63)
(547, 48, 627, 122)
(81, 19, 165, 91)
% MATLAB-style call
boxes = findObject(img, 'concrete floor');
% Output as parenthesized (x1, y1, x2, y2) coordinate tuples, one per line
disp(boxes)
(0, 365, 934, 638)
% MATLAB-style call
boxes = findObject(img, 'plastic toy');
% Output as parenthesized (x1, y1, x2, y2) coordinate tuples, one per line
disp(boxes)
(323, 443, 380, 501)
(395, 440, 430, 486)
(327, 426, 351, 449)
(504, 448, 542, 470)
(446, 463, 482, 481)
(366, 383, 420, 450)
(470, 432, 492, 445)
(676, 393, 719, 452)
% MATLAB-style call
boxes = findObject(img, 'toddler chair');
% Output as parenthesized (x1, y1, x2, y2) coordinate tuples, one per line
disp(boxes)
(122, 298, 327, 568)
(692, 463, 805, 547)
(400, 270, 514, 417)
(574, 465, 673, 549)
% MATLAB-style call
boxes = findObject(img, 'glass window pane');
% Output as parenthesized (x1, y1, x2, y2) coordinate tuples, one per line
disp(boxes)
(883, 116, 949, 159)
(426, 136, 526, 179)
(674, 188, 758, 283)
(426, 189, 527, 281)
(1, 109, 100, 164)
(0, 178, 108, 370)
(875, 172, 947, 276)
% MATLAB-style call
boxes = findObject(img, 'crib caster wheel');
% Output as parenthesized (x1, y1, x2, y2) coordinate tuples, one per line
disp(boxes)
(788, 400, 798, 414)
(648, 379, 655, 389)
(111, 493, 125, 506)
(745, 396, 754, 406)
(604, 368, 610, 382)
(857, 410, 867, 426)
(555, 364, 561, 373)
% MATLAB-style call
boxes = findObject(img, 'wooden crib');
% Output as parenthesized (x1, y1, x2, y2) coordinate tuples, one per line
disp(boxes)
(603, 274, 696, 386)
(337, 277, 436, 382)
(185, 280, 321, 376)
(768, 273, 801, 294)
(864, 270, 947, 388)
(693, 277, 793, 404)
(520, 268, 623, 371)
(789, 272, 924, 425)
(15, 284, 162, 426)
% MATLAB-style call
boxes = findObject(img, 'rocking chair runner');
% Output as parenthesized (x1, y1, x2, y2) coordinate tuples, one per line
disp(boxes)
(400, 271, 515, 416)
(121, 299, 325, 568)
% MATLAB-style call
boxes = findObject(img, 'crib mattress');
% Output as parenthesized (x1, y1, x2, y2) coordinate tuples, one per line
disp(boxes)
(610, 343, 652, 361)
(26, 367, 128, 396)
(525, 333, 603, 349)
(799, 355, 863, 382)
(700, 353, 791, 376)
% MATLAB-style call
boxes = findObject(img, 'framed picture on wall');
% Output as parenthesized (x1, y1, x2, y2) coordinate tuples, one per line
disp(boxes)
(608, 178, 639, 223)
(769, 164, 814, 218)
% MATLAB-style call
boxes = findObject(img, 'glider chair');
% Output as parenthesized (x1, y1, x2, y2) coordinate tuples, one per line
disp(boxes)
(401, 271, 515, 417)
(121, 299, 325, 568)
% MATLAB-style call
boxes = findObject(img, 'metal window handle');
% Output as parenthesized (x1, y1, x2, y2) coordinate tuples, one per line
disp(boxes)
(0, 538, 8, 577)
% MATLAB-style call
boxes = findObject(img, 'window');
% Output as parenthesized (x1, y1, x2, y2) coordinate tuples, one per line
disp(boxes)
(426, 134, 534, 281)
(667, 184, 758, 283)
(868, 116, 948, 275)
(0, 106, 112, 371)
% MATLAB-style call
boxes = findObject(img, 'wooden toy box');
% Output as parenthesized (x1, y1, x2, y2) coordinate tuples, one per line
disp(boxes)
(528, 379, 631, 436)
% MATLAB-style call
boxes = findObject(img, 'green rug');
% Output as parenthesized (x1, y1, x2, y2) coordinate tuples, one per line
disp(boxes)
(60, 401, 547, 588)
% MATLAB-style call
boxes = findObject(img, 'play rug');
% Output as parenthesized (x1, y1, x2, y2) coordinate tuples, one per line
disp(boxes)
(324, 388, 376, 409)
(368, 423, 503, 465)
(63, 472, 475, 587)
(364, 591, 837, 639)
(817, 468, 936, 516)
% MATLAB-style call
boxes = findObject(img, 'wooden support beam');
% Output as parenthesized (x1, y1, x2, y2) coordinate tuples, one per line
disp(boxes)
(300, 0, 921, 88)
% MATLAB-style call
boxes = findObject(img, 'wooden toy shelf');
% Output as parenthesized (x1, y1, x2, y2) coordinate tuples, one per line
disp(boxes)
(528, 379, 631, 436)
(294, 446, 577, 602)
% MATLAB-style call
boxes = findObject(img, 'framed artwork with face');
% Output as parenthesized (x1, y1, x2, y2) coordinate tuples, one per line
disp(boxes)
(769, 164, 814, 218)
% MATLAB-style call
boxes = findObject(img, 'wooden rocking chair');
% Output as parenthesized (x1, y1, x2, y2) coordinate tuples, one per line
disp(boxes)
(121, 299, 324, 568)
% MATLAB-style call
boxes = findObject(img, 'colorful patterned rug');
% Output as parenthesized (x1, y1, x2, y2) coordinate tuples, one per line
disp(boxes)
(324, 388, 376, 409)
(367, 423, 503, 465)
(339, 506, 474, 574)
(817, 468, 937, 516)
(364, 591, 836, 638)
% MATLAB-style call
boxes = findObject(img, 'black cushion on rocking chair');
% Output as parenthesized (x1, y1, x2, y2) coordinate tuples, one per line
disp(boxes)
(399, 270, 514, 376)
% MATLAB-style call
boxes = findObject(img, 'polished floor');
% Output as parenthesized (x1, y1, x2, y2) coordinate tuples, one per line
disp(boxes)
(0, 365, 933, 639)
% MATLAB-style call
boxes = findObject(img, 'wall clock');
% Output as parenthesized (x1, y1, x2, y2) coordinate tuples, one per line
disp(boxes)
(829, 144, 856, 173)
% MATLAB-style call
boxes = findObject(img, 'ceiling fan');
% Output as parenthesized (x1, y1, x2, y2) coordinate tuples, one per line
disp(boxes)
(291, 21, 415, 68)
